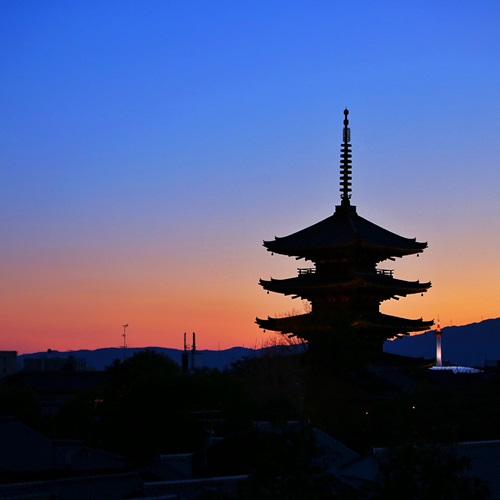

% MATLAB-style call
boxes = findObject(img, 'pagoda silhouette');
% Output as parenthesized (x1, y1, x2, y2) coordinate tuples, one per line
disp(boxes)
(256, 109, 433, 355)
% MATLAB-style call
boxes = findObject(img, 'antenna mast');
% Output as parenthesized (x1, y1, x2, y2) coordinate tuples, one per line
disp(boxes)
(191, 332, 196, 371)
(122, 324, 128, 360)
(182, 332, 189, 373)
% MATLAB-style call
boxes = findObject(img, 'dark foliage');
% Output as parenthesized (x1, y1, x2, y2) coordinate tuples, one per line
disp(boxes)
(97, 350, 254, 461)
(0, 381, 40, 426)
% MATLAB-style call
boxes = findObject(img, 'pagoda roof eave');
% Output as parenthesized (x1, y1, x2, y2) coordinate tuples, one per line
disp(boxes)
(256, 312, 433, 336)
(264, 208, 427, 259)
(255, 313, 328, 336)
(260, 275, 431, 296)
(352, 313, 434, 332)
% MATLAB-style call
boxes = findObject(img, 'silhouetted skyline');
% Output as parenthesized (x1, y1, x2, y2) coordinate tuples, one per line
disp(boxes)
(1, 2, 499, 353)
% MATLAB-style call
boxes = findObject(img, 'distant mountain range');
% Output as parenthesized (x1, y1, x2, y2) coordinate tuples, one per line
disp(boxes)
(18, 345, 289, 372)
(17, 318, 500, 371)
(383, 317, 500, 368)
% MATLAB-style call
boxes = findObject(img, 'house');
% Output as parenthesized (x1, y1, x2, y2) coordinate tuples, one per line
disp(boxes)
(0, 351, 18, 378)
(0, 416, 128, 473)
(337, 440, 500, 499)
(2, 370, 105, 415)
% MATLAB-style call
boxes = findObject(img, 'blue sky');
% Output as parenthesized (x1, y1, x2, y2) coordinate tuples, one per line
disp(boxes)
(1, 1, 499, 352)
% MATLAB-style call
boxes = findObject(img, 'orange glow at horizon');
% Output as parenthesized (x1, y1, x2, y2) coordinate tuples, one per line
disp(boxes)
(2, 213, 499, 355)
(2, 224, 499, 355)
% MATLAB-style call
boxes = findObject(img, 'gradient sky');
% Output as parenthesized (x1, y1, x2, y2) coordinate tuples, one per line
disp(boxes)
(1, 1, 499, 354)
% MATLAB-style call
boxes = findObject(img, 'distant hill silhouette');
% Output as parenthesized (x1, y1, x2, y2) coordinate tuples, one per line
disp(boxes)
(383, 317, 500, 368)
(18, 345, 294, 372)
(17, 319, 500, 371)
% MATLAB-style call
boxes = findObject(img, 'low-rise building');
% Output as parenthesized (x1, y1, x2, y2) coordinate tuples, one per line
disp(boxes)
(23, 353, 86, 372)
(0, 351, 18, 378)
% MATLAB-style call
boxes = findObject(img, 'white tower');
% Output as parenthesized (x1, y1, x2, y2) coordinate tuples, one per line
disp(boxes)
(435, 320, 442, 367)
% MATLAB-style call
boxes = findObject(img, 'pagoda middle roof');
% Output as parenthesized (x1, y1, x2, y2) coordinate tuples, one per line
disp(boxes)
(259, 273, 431, 298)
(264, 205, 427, 259)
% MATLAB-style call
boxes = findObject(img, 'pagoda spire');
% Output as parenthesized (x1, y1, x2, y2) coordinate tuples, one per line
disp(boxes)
(339, 108, 352, 206)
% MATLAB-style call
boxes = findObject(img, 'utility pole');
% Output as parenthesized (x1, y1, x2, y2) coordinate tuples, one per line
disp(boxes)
(191, 332, 196, 371)
(122, 324, 128, 360)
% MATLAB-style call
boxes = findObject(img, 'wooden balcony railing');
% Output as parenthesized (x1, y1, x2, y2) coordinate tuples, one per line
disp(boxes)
(297, 267, 394, 277)
(297, 267, 316, 275)
(376, 268, 394, 277)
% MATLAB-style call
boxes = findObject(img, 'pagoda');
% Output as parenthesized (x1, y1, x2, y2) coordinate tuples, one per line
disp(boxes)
(256, 109, 433, 354)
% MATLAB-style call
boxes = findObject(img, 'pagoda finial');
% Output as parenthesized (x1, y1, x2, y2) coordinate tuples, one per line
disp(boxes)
(339, 108, 352, 206)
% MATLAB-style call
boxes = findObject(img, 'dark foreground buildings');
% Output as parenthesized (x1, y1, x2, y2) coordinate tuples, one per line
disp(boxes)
(257, 110, 433, 355)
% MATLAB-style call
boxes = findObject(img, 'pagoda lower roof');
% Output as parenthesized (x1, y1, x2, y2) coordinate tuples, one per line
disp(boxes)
(256, 311, 433, 336)
(260, 273, 431, 298)
(264, 204, 427, 261)
(352, 313, 434, 332)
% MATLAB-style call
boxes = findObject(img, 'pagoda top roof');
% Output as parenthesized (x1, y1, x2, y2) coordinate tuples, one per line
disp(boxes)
(264, 110, 427, 260)
(264, 204, 427, 259)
